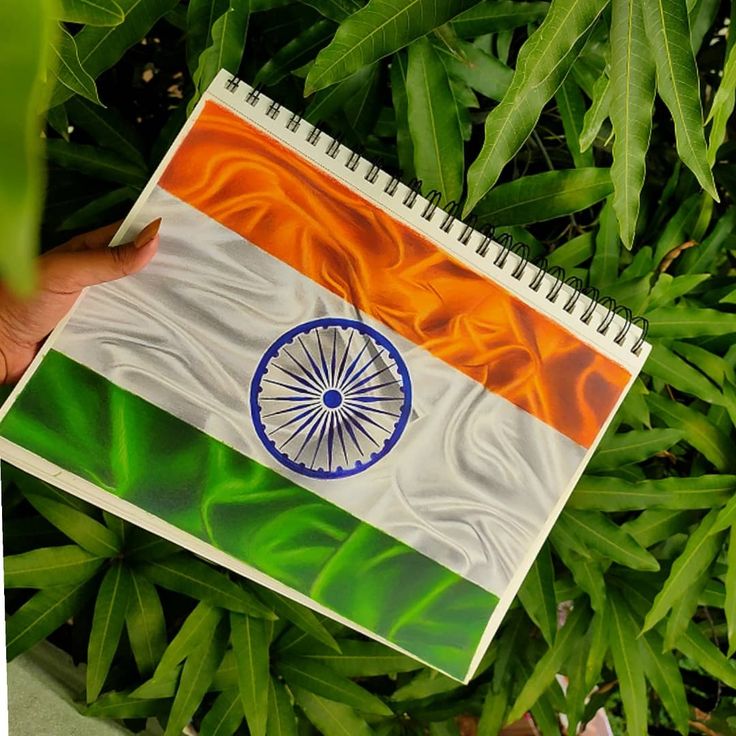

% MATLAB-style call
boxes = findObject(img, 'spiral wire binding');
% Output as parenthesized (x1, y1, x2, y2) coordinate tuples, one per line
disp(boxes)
(222, 75, 648, 356)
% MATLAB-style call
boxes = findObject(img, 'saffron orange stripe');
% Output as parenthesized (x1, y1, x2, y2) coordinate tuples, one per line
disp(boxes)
(158, 101, 629, 448)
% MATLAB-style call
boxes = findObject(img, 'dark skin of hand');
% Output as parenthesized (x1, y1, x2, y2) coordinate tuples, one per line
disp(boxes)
(0, 219, 161, 384)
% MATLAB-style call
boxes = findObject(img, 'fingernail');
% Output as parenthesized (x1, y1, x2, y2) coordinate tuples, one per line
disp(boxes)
(134, 218, 162, 248)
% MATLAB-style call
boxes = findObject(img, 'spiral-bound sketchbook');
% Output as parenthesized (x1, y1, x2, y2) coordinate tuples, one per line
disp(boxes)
(0, 70, 650, 681)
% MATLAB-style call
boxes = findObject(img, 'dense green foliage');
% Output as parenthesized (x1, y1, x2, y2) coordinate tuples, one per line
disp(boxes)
(4, 0, 736, 734)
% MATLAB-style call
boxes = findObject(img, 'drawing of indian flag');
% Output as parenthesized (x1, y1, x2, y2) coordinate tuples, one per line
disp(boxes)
(0, 89, 639, 681)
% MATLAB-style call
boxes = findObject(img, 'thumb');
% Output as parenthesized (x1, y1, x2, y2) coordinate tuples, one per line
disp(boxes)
(41, 219, 161, 292)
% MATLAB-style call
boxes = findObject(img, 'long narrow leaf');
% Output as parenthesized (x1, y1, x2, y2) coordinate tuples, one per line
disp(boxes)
(4, 545, 104, 588)
(231, 612, 270, 736)
(50, 24, 102, 106)
(126, 569, 167, 677)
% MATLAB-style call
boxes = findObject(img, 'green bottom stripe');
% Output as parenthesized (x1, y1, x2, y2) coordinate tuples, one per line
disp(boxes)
(0, 351, 497, 678)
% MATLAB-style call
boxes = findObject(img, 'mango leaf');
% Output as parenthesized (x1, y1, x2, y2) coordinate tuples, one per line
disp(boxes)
(267, 677, 298, 736)
(231, 613, 270, 736)
(46, 139, 148, 186)
(25, 490, 121, 557)
(390, 51, 415, 179)
(647, 306, 736, 339)
(677, 207, 736, 274)
(277, 656, 393, 715)
(406, 36, 464, 203)
(646, 273, 710, 310)
(477, 688, 509, 736)
(549, 541, 605, 611)
(305, 0, 477, 94)
(644, 342, 722, 404)
(200, 689, 243, 736)
(294, 639, 423, 677)
(4, 545, 104, 589)
(464, 0, 608, 213)
(652, 192, 700, 266)
(257, 589, 339, 651)
(639, 630, 689, 735)
(589, 196, 619, 289)
(579, 70, 611, 152)
(642, 0, 717, 198)
(53, 0, 180, 107)
(192, 1, 251, 103)
(609, 0, 655, 248)
(305, 63, 376, 123)
(452, 1, 550, 37)
(663, 562, 713, 650)
(624, 510, 694, 548)
(59, 186, 137, 231)
(186, 0, 229, 76)
(558, 509, 659, 571)
(57, 0, 125, 25)
(546, 231, 593, 269)
(87, 562, 133, 703)
(643, 509, 725, 633)
(140, 556, 274, 617)
(292, 686, 373, 736)
(438, 39, 512, 102)
(507, 603, 589, 721)
(707, 38, 736, 165)
(126, 569, 167, 678)
(676, 621, 736, 688)
(572, 474, 734, 512)
(0, 0, 55, 294)
(125, 527, 181, 562)
(475, 168, 612, 225)
(517, 542, 557, 646)
(130, 666, 181, 699)
(83, 691, 168, 719)
(726, 526, 736, 655)
(588, 427, 684, 472)
(154, 601, 223, 675)
(165, 620, 229, 736)
(670, 340, 735, 387)
(50, 24, 102, 106)
(609, 589, 647, 736)
(556, 77, 593, 168)
(391, 667, 461, 701)
(647, 393, 734, 472)
(301, 0, 363, 22)
(256, 21, 335, 86)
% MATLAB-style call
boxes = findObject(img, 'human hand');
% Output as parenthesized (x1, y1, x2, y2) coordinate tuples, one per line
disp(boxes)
(0, 218, 161, 384)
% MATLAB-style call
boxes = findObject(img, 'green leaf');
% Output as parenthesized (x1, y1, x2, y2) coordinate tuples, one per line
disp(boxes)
(726, 526, 736, 655)
(643, 509, 725, 633)
(257, 589, 339, 651)
(464, 0, 608, 213)
(256, 21, 335, 86)
(57, 0, 125, 25)
(25, 490, 121, 557)
(154, 601, 223, 675)
(200, 689, 244, 736)
(87, 562, 133, 702)
(507, 603, 589, 721)
(579, 70, 611, 152)
(556, 77, 593, 168)
(517, 542, 557, 646)
(546, 231, 593, 269)
(677, 207, 736, 274)
(125, 527, 181, 562)
(642, 0, 717, 198)
(165, 619, 229, 736)
(707, 38, 736, 165)
(126, 569, 167, 677)
(571, 474, 735, 511)
(391, 667, 460, 701)
(186, 0, 229, 77)
(644, 342, 722, 403)
(83, 691, 167, 719)
(293, 639, 423, 677)
(4, 545, 104, 588)
(390, 51, 415, 179)
(647, 393, 734, 472)
(277, 656, 393, 715)
(609, 589, 647, 736)
(0, 0, 55, 294)
(676, 621, 736, 688)
(652, 192, 700, 266)
(192, 1, 250, 103)
(46, 139, 147, 186)
(438, 39, 512, 102)
(452, 1, 550, 37)
(50, 24, 102, 107)
(475, 168, 612, 225)
(624, 510, 694, 548)
(647, 305, 736, 338)
(609, 0, 655, 248)
(305, 0, 476, 94)
(301, 0, 362, 22)
(291, 686, 373, 736)
(646, 273, 710, 310)
(406, 36, 463, 203)
(140, 556, 274, 617)
(231, 613, 270, 736)
(59, 186, 137, 231)
(477, 688, 509, 736)
(267, 677, 298, 736)
(589, 196, 619, 289)
(558, 509, 660, 571)
(588, 427, 684, 472)
(639, 630, 689, 735)
(53, 0, 180, 107)
(130, 667, 181, 699)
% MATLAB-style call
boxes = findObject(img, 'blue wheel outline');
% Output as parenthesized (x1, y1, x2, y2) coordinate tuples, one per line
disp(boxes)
(250, 317, 412, 479)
